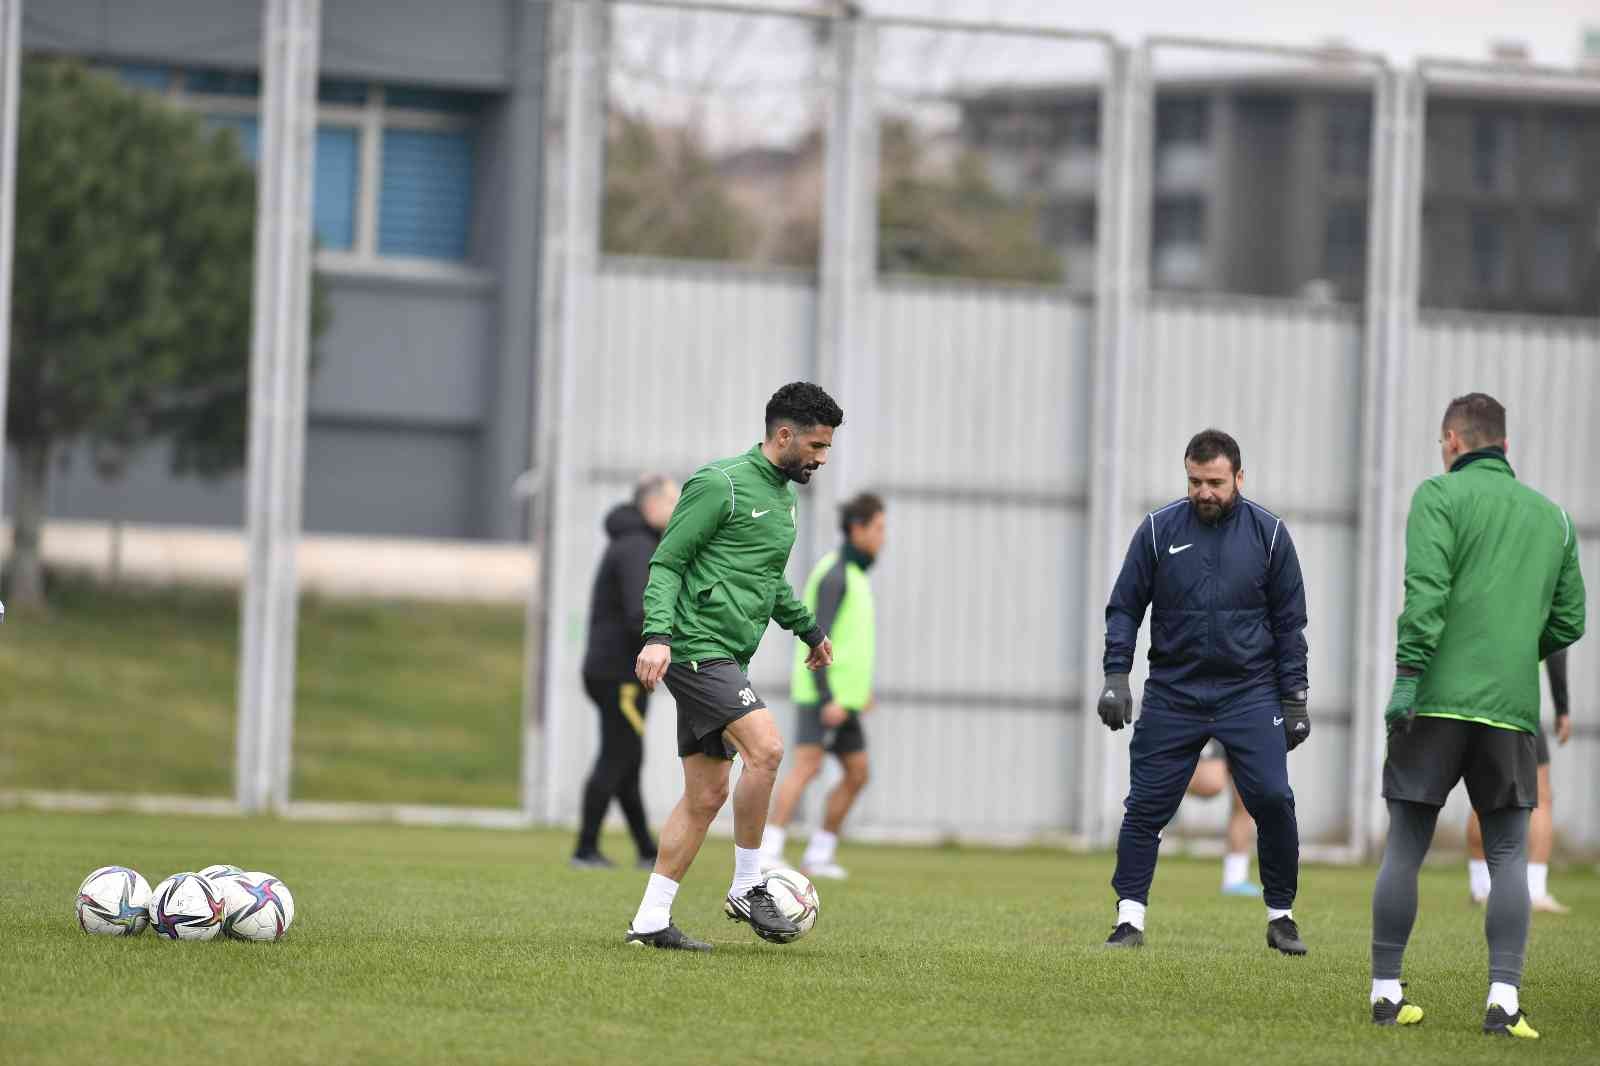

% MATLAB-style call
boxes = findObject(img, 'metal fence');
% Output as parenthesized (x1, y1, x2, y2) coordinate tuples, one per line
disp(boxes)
(2, 0, 1596, 857)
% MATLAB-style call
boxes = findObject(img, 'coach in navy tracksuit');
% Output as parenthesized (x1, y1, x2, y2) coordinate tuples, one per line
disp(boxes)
(1097, 429, 1311, 955)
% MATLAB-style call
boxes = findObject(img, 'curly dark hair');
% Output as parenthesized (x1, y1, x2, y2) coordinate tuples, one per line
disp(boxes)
(1184, 428, 1242, 474)
(765, 381, 844, 437)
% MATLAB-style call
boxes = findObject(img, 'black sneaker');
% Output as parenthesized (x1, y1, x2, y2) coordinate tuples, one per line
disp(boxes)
(1483, 1005, 1539, 1039)
(1267, 916, 1307, 955)
(1103, 922, 1144, 948)
(624, 923, 712, 952)
(724, 885, 801, 944)
(1372, 985, 1424, 1026)
(570, 851, 614, 870)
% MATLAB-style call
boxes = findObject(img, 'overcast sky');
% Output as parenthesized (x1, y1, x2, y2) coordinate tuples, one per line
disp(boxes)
(860, 0, 1596, 67)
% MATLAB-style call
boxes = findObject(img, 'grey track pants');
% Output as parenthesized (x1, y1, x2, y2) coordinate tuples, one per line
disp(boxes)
(1371, 799, 1531, 986)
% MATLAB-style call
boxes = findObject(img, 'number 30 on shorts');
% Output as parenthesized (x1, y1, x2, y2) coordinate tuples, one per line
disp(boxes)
(737, 687, 758, 707)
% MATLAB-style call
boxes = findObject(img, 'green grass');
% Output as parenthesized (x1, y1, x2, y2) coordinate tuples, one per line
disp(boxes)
(3, 810, 1597, 1065)
(0, 580, 524, 805)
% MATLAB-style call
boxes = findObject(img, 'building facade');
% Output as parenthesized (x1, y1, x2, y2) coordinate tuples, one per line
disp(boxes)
(9, 0, 549, 541)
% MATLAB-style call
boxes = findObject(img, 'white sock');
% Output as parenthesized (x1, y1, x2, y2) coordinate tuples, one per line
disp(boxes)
(1468, 858, 1491, 899)
(803, 830, 838, 867)
(631, 873, 679, 934)
(1370, 978, 1404, 1005)
(729, 846, 763, 898)
(760, 825, 787, 859)
(1222, 852, 1250, 887)
(1117, 899, 1147, 931)
(1488, 982, 1519, 1015)
(1267, 907, 1293, 922)
(1527, 862, 1549, 900)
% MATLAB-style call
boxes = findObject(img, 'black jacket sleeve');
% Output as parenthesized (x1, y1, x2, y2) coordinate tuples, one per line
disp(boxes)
(1546, 647, 1570, 719)
(1265, 522, 1309, 697)
(1104, 523, 1156, 675)
(617, 534, 654, 648)
(811, 557, 848, 705)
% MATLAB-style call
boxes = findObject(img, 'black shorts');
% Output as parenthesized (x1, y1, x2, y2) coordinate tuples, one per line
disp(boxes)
(794, 703, 867, 755)
(1535, 727, 1550, 766)
(1200, 739, 1225, 761)
(663, 659, 764, 760)
(1382, 715, 1537, 812)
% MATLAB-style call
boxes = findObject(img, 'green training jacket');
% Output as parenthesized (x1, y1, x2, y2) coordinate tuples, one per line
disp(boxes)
(642, 444, 821, 670)
(1397, 449, 1586, 734)
(791, 545, 876, 709)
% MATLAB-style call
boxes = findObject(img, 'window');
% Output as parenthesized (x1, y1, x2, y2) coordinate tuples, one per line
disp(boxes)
(1324, 202, 1366, 279)
(1063, 104, 1099, 149)
(168, 72, 485, 268)
(1326, 101, 1370, 180)
(1539, 116, 1577, 200)
(1156, 97, 1208, 146)
(1471, 115, 1516, 195)
(117, 64, 172, 92)
(1154, 197, 1204, 246)
(379, 129, 475, 260)
(1532, 218, 1573, 298)
(1469, 211, 1510, 293)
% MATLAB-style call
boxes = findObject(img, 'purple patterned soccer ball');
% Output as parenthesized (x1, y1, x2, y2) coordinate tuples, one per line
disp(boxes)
(75, 866, 152, 936)
(148, 872, 227, 941)
(210, 871, 296, 942)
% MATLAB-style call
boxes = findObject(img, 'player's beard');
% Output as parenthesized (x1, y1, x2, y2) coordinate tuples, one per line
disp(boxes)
(1194, 493, 1238, 526)
(777, 447, 820, 484)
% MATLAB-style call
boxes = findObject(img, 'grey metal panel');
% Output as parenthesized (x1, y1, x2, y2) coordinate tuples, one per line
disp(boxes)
(872, 280, 1093, 498)
(24, 0, 512, 88)
(42, 441, 246, 528)
(301, 423, 480, 538)
(1404, 312, 1600, 525)
(311, 273, 498, 427)
(1137, 294, 1364, 514)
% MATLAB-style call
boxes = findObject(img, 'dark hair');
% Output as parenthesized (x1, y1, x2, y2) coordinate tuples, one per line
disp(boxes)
(1442, 392, 1506, 449)
(1184, 429, 1242, 475)
(839, 492, 884, 538)
(765, 381, 844, 437)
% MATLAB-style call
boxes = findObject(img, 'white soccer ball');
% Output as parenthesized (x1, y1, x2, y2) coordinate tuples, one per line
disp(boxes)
(762, 867, 820, 939)
(212, 871, 296, 941)
(149, 872, 227, 941)
(75, 866, 152, 936)
(198, 864, 244, 880)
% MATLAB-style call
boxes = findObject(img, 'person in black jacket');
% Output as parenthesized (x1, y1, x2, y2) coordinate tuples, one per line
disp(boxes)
(1096, 429, 1311, 954)
(572, 475, 680, 869)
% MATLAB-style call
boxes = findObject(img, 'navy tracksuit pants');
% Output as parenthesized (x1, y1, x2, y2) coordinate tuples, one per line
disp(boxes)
(1112, 699, 1299, 910)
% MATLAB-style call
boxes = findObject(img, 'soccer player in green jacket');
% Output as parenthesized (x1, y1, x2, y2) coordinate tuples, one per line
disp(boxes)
(1369, 393, 1586, 1038)
(625, 383, 843, 951)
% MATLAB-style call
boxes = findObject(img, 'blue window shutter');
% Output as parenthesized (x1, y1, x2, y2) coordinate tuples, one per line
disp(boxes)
(117, 64, 171, 92)
(314, 126, 360, 251)
(383, 85, 485, 114)
(378, 129, 475, 261)
(205, 114, 260, 163)
(318, 79, 370, 106)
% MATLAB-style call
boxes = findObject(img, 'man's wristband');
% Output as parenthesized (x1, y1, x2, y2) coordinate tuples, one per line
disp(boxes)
(643, 634, 672, 648)
(800, 626, 826, 649)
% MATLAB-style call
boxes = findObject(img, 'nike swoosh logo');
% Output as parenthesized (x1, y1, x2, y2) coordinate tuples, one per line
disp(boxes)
(751, 509, 771, 518)
(1273, 716, 1285, 725)
(1168, 543, 1193, 555)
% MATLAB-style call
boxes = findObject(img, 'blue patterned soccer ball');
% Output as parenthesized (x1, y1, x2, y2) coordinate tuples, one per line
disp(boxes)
(149, 872, 227, 941)
(75, 866, 152, 936)
(212, 871, 296, 942)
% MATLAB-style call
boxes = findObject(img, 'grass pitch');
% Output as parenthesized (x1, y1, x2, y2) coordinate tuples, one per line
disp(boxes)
(4, 810, 1597, 1066)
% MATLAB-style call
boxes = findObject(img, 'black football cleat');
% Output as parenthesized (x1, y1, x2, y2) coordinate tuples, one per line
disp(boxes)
(1372, 986, 1424, 1026)
(1266, 916, 1307, 955)
(624, 922, 712, 951)
(570, 851, 615, 870)
(724, 885, 801, 944)
(1103, 922, 1145, 948)
(1483, 1005, 1538, 1039)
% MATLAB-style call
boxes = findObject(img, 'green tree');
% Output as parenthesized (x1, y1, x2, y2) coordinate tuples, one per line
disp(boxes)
(602, 112, 757, 261)
(877, 118, 1063, 283)
(7, 58, 321, 605)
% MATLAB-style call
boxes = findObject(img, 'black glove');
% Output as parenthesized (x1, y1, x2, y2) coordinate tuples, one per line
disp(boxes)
(1281, 690, 1310, 751)
(1098, 673, 1133, 731)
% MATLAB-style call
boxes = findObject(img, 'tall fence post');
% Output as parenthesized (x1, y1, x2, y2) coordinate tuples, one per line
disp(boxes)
(528, 0, 605, 825)
(814, 7, 876, 538)
(237, 0, 321, 814)
(0, 0, 21, 573)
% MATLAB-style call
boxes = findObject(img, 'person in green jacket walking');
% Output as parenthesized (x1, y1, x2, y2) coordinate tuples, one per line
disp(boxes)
(625, 382, 843, 952)
(1369, 393, 1586, 1038)
(761, 492, 886, 880)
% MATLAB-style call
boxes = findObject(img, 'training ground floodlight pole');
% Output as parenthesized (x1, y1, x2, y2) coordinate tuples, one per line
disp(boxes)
(0, 1, 20, 591)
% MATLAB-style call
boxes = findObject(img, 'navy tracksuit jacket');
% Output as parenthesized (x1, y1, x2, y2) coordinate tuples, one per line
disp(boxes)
(1104, 496, 1309, 909)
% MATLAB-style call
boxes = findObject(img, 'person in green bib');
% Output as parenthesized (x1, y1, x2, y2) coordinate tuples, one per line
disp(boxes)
(761, 493, 885, 880)
(1368, 393, 1586, 1038)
